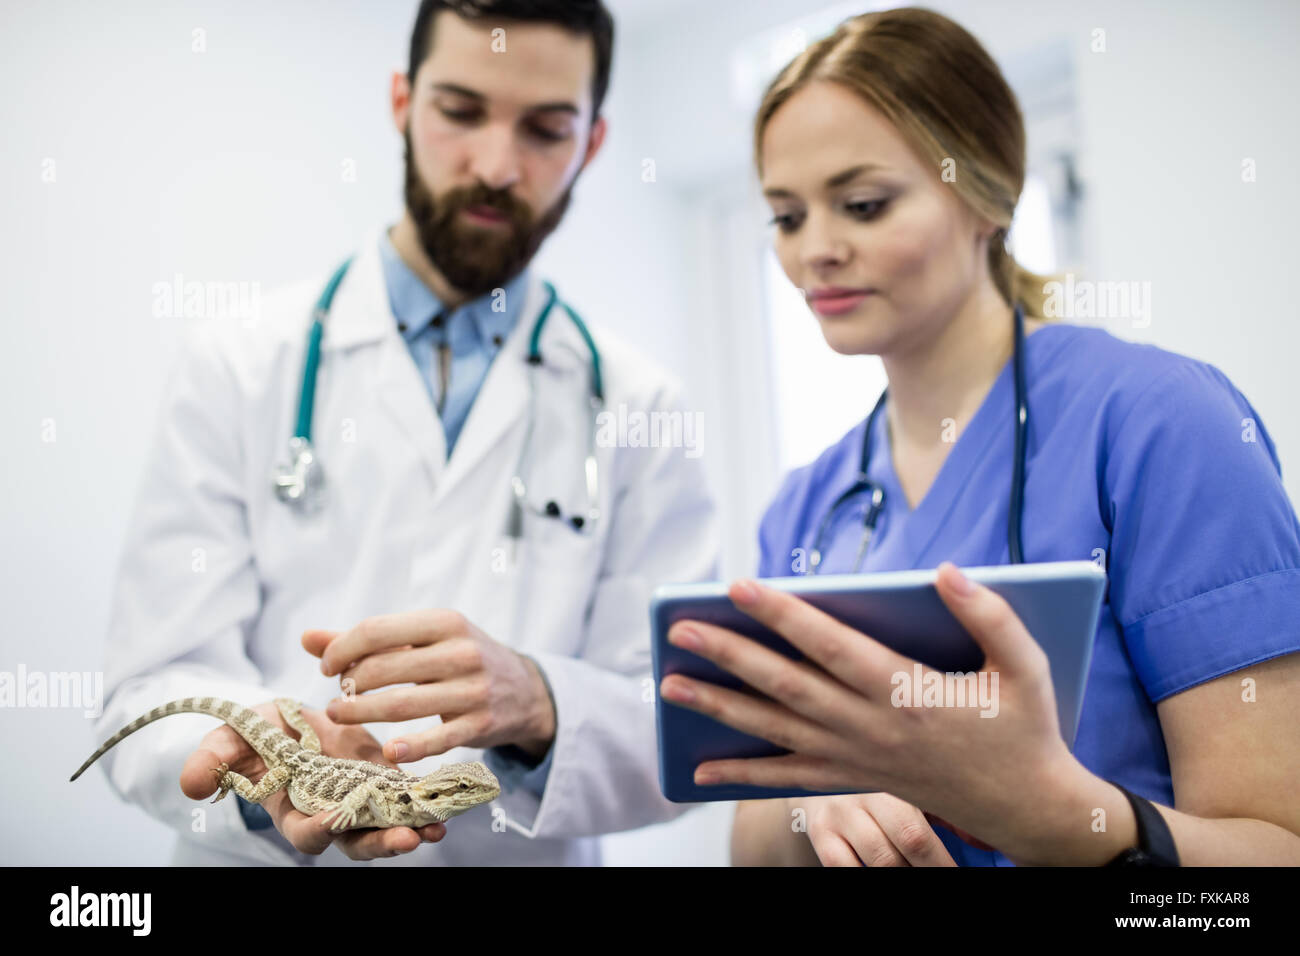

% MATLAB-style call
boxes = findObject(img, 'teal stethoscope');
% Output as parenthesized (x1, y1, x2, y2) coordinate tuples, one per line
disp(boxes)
(273, 257, 606, 537)
(808, 301, 1029, 572)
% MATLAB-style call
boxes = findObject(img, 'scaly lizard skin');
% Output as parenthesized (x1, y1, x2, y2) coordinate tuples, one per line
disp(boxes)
(71, 697, 501, 831)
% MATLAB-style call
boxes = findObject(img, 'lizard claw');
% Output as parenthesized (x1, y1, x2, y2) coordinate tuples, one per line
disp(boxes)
(323, 804, 358, 832)
(209, 762, 232, 804)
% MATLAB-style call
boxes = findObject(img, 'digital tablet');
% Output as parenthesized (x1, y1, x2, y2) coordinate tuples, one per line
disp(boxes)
(651, 560, 1106, 803)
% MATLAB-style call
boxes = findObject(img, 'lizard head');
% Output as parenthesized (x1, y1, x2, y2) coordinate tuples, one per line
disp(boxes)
(406, 761, 502, 823)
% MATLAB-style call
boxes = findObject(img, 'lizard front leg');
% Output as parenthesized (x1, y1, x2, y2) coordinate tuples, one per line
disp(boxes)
(320, 780, 384, 832)
(211, 763, 292, 805)
(275, 698, 321, 753)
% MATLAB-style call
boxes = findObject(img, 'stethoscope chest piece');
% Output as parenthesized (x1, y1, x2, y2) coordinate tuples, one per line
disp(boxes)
(273, 436, 326, 514)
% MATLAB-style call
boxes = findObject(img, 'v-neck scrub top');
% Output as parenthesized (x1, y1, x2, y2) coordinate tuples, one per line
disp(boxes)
(757, 322, 1300, 866)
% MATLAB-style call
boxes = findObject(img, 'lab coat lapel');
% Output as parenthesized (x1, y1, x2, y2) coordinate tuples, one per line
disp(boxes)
(435, 275, 545, 496)
(323, 231, 448, 488)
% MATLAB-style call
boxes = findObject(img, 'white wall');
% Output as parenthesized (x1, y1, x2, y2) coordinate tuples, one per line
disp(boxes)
(3, 0, 1297, 867)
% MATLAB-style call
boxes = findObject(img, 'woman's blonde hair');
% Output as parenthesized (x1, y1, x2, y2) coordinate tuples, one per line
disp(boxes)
(754, 6, 1056, 318)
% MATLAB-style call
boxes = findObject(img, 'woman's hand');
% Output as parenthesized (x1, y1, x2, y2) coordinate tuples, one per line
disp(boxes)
(660, 562, 1087, 861)
(796, 792, 957, 866)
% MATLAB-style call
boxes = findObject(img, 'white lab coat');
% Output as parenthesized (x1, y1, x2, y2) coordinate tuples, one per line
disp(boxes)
(94, 229, 719, 865)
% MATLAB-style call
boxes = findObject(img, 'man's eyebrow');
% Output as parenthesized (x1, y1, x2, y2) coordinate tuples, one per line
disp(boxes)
(763, 163, 888, 199)
(429, 82, 578, 115)
(430, 82, 484, 100)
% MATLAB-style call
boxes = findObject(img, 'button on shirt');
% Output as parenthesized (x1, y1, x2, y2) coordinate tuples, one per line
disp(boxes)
(377, 230, 555, 797)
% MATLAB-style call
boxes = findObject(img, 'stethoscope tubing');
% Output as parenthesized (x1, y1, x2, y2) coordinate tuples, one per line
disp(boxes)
(810, 300, 1029, 572)
(277, 258, 603, 529)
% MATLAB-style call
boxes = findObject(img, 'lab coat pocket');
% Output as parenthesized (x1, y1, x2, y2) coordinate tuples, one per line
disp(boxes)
(497, 513, 603, 657)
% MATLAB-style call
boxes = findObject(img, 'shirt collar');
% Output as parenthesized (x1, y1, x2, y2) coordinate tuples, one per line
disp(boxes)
(377, 226, 530, 352)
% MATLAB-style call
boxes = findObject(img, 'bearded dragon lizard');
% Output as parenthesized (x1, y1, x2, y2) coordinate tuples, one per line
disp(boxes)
(71, 697, 501, 831)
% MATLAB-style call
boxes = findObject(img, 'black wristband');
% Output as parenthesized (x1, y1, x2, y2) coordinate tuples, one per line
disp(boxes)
(1105, 781, 1179, 867)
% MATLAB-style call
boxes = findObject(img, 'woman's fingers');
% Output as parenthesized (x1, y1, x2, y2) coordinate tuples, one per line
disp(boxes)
(803, 794, 957, 867)
(837, 809, 907, 866)
(933, 563, 1048, 680)
(726, 579, 905, 693)
(693, 752, 860, 791)
(857, 793, 956, 866)
(666, 621, 861, 730)
(659, 674, 844, 768)
(810, 832, 865, 867)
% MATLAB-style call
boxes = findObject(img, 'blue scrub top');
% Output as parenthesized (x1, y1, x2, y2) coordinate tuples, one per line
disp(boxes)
(757, 322, 1300, 866)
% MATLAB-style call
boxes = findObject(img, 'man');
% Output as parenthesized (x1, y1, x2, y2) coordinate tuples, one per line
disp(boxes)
(94, 0, 717, 866)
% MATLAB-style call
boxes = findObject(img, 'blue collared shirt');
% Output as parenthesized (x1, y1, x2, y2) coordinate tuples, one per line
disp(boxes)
(377, 229, 529, 456)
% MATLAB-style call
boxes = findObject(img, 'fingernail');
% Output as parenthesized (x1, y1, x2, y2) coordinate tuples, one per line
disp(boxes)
(694, 769, 719, 785)
(390, 741, 409, 761)
(325, 701, 339, 720)
(661, 679, 695, 704)
(731, 579, 759, 605)
(670, 625, 702, 650)
(320, 659, 332, 676)
(947, 564, 975, 595)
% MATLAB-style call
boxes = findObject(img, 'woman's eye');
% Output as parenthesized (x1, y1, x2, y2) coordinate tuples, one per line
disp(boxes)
(768, 212, 803, 233)
(844, 198, 888, 220)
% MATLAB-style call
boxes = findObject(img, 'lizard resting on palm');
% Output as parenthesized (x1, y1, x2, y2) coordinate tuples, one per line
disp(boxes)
(71, 696, 501, 831)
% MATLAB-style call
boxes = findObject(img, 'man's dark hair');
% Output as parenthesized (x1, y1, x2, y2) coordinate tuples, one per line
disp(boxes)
(407, 0, 615, 118)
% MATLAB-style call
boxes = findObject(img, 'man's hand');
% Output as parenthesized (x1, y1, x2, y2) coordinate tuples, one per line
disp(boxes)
(303, 610, 556, 763)
(179, 700, 447, 860)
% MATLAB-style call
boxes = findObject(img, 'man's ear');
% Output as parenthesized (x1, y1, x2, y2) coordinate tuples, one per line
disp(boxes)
(579, 114, 608, 173)
(391, 69, 412, 135)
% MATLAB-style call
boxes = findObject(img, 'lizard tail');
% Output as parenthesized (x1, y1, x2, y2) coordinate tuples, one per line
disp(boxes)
(69, 697, 286, 782)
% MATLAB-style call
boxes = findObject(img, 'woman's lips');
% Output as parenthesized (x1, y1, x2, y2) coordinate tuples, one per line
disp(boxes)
(808, 289, 876, 316)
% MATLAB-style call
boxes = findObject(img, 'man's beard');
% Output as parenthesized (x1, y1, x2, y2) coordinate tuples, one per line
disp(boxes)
(402, 130, 573, 299)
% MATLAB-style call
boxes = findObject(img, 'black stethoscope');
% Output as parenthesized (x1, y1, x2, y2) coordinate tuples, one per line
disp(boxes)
(808, 301, 1029, 573)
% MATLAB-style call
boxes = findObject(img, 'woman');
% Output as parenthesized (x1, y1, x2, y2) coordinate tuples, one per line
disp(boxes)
(658, 7, 1300, 865)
